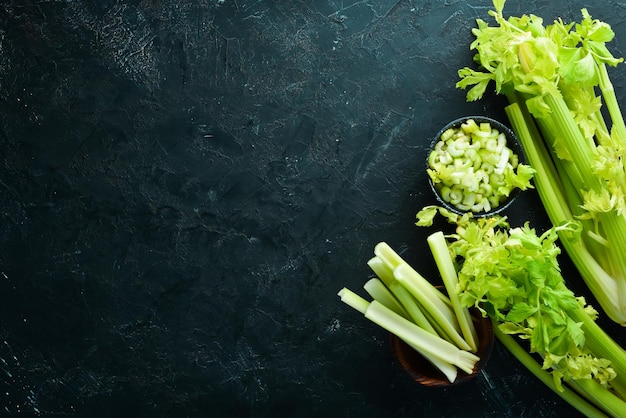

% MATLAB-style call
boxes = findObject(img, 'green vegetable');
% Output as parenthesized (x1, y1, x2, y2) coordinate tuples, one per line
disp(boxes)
(416, 206, 626, 417)
(495, 327, 610, 418)
(456, 0, 626, 324)
(338, 240, 481, 383)
(427, 119, 535, 213)
(363, 278, 410, 320)
(428, 231, 479, 352)
(338, 288, 479, 376)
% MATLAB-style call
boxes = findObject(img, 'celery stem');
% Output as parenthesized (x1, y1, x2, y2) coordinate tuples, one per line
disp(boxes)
(597, 63, 626, 144)
(367, 256, 439, 335)
(571, 306, 626, 390)
(363, 278, 409, 320)
(428, 231, 479, 352)
(494, 324, 609, 418)
(505, 102, 626, 325)
(568, 378, 626, 418)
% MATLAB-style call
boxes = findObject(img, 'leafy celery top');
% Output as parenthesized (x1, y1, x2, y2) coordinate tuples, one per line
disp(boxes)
(458, 0, 626, 217)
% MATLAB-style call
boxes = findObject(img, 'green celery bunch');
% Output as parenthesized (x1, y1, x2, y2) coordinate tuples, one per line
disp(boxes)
(456, 0, 626, 325)
(417, 206, 626, 417)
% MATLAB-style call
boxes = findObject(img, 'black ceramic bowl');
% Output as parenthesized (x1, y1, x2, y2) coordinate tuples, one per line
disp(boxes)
(427, 116, 527, 217)
(390, 307, 494, 387)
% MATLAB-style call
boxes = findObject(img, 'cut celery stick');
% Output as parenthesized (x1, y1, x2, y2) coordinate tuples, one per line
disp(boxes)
(367, 255, 395, 287)
(374, 242, 456, 324)
(363, 278, 409, 320)
(405, 340, 459, 383)
(388, 281, 439, 336)
(338, 287, 478, 374)
(371, 242, 470, 351)
(368, 256, 438, 335)
(427, 231, 479, 352)
(338, 287, 466, 379)
(364, 299, 479, 374)
(337, 288, 369, 314)
(394, 263, 472, 352)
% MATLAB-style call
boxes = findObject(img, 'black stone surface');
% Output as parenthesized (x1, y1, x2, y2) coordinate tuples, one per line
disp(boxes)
(0, 1, 625, 417)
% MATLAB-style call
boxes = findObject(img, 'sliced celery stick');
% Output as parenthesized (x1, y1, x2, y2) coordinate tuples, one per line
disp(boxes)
(427, 231, 479, 352)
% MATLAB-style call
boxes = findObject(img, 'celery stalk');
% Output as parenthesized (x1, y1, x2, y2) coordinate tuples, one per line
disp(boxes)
(388, 281, 439, 336)
(448, 2, 626, 414)
(370, 248, 469, 348)
(374, 242, 454, 318)
(338, 287, 370, 314)
(373, 242, 469, 345)
(404, 340, 459, 383)
(568, 378, 626, 418)
(597, 63, 626, 144)
(541, 93, 599, 188)
(505, 102, 626, 325)
(363, 278, 410, 320)
(337, 288, 479, 375)
(494, 326, 609, 418)
(542, 95, 626, 302)
(393, 263, 473, 352)
(427, 231, 479, 352)
(571, 306, 626, 393)
(364, 299, 479, 374)
(458, 0, 626, 325)
(367, 256, 438, 335)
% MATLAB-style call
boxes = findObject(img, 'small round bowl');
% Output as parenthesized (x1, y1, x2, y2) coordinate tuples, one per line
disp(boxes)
(426, 116, 527, 218)
(390, 307, 494, 386)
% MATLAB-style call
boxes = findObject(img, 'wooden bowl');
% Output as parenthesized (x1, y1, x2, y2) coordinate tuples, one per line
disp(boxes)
(390, 308, 494, 386)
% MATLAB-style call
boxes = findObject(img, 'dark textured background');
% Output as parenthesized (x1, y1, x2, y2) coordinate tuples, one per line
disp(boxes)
(0, 1, 625, 417)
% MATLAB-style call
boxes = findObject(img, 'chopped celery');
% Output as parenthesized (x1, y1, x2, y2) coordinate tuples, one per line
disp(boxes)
(428, 119, 534, 213)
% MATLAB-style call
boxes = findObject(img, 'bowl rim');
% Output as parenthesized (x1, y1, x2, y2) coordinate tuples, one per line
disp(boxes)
(426, 115, 527, 218)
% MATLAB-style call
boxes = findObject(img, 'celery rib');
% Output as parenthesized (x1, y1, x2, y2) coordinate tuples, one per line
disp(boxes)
(494, 325, 609, 418)
(367, 256, 438, 335)
(505, 102, 626, 325)
(427, 231, 479, 352)
(374, 243, 453, 310)
(364, 300, 479, 374)
(393, 263, 472, 352)
(363, 278, 410, 320)
(568, 378, 626, 418)
(338, 287, 478, 376)
(404, 340, 459, 383)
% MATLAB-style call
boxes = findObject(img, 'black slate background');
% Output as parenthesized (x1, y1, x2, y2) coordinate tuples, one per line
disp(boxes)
(0, 1, 625, 417)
